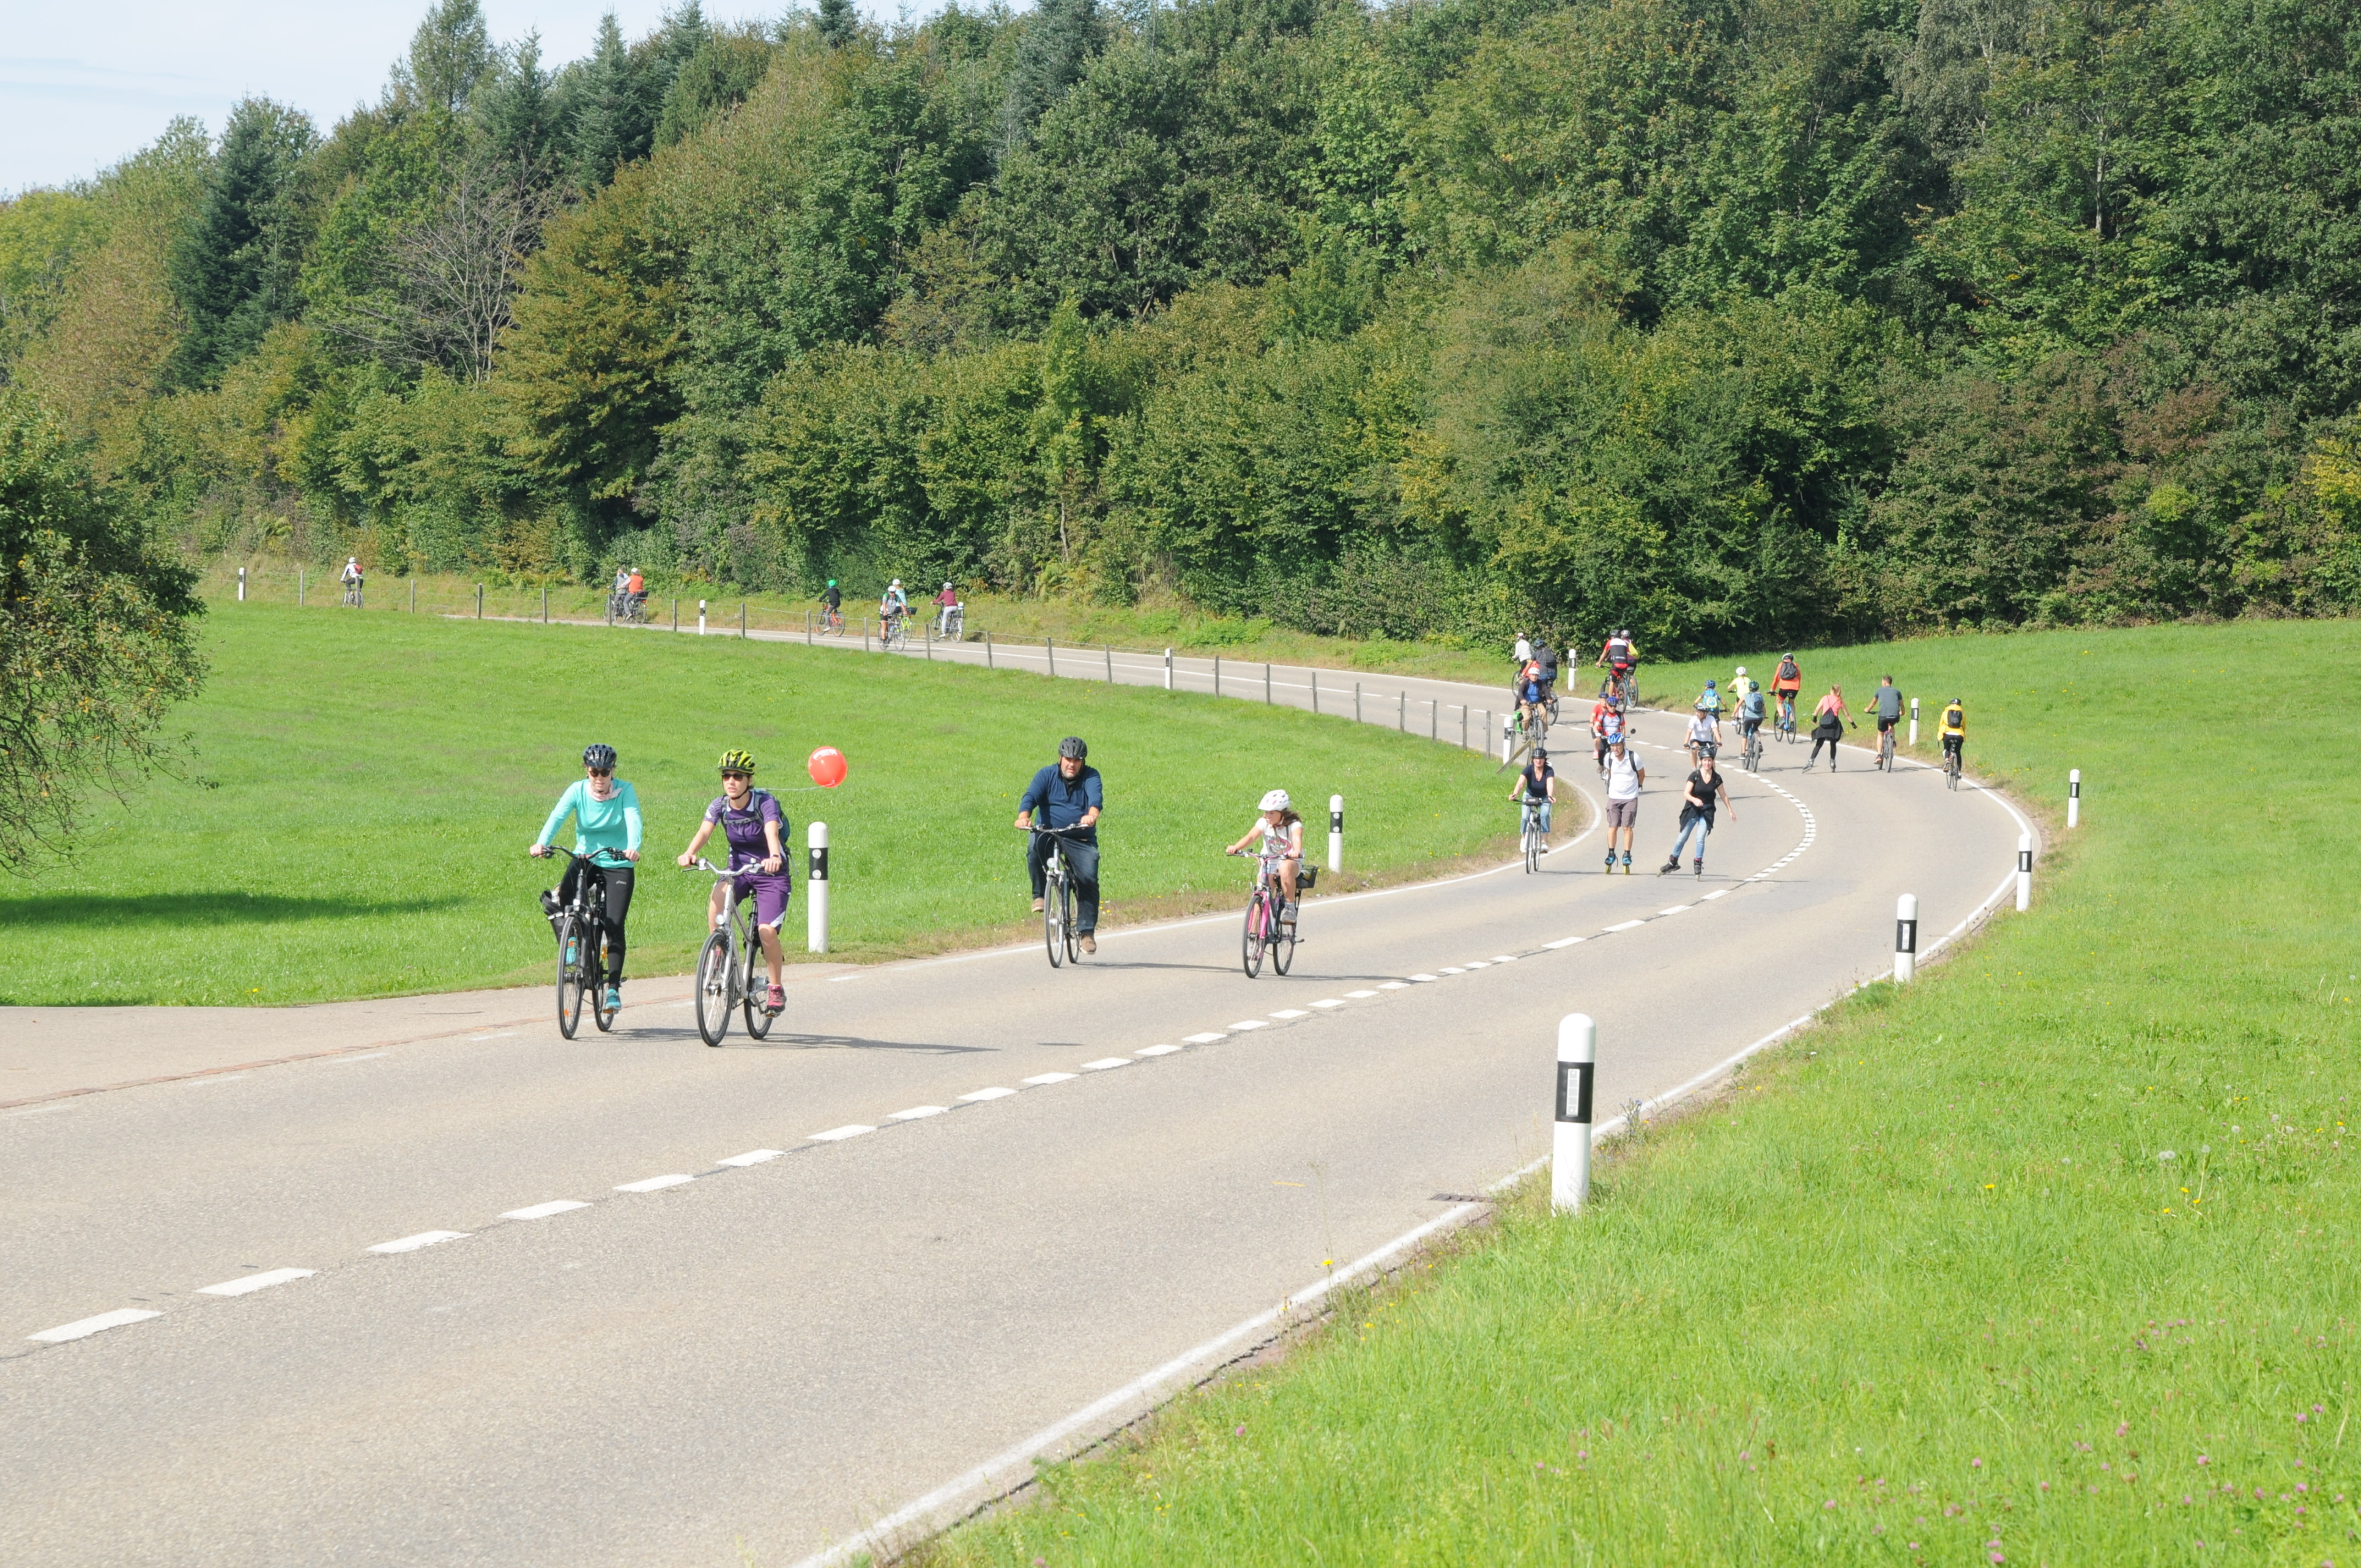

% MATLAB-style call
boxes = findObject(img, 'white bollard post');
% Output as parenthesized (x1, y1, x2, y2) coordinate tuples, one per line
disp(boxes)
(1909, 697, 1919, 748)
(1354, 682, 1361, 723)
(1213, 655, 1220, 696)
(1501, 714, 1514, 765)
(1163, 648, 1173, 690)
(2067, 768, 2081, 828)
(698, 599, 707, 636)
(1553, 1013, 1596, 1214)
(1311, 674, 1320, 714)
(1398, 689, 1406, 730)
(1894, 893, 1918, 984)
(1328, 794, 1344, 874)
(806, 822, 830, 954)
(1265, 663, 1272, 704)
(2016, 831, 2033, 912)
(237, 567, 247, 602)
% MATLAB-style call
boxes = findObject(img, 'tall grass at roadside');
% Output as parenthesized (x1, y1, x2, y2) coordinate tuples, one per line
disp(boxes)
(0, 605, 1500, 1005)
(933, 620, 2361, 1567)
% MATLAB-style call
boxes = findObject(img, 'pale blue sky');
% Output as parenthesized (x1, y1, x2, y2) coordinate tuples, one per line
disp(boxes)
(1, 2, 816, 196)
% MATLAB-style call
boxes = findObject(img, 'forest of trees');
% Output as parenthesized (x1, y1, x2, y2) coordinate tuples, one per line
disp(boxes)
(2, 0, 2358, 652)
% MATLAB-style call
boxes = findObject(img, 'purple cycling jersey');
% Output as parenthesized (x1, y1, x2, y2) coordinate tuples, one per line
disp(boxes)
(706, 788, 785, 864)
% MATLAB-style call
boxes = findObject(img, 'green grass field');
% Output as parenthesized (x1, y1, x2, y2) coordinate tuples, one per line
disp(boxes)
(935, 619, 2361, 1567)
(0, 604, 1503, 1006)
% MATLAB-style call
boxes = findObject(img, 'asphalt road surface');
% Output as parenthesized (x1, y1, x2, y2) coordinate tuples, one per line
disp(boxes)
(0, 655, 2031, 1568)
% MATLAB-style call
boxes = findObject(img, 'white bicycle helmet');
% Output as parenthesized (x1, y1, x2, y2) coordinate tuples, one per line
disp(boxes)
(1259, 789, 1292, 812)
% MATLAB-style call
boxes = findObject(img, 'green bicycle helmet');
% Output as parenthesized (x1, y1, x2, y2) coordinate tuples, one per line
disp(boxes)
(718, 748, 756, 774)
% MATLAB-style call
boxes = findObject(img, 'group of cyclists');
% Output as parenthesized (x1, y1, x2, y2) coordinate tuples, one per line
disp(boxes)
(817, 578, 965, 641)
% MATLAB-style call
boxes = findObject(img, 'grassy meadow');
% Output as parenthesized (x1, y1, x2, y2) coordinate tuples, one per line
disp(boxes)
(934, 619, 2361, 1567)
(0, 602, 1503, 1006)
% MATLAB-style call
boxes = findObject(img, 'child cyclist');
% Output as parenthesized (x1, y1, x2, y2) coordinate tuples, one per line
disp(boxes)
(1225, 789, 1306, 926)
(676, 748, 790, 1013)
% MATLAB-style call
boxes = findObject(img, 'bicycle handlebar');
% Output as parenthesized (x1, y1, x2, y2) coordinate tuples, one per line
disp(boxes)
(537, 845, 633, 864)
(1017, 823, 1090, 836)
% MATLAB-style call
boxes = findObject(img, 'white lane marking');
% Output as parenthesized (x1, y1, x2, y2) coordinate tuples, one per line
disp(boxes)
(887, 1105, 950, 1121)
(184, 1074, 247, 1086)
(1269, 1009, 1309, 1020)
(1463, 961, 1490, 970)
(1703, 889, 1729, 900)
(368, 1230, 469, 1254)
(1491, 954, 1519, 963)
(956, 1088, 1017, 1103)
(1080, 1058, 1131, 1072)
(1660, 905, 1692, 915)
(1379, 981, 1408, 989)
(1311, 999, 1347, 1009)
(615, 1173, 696, 1192)
(198, 1268, 315, 1298)
(1133, 1044, 1183, 1057)
(1022, 1072, 1077, 1086)
(28, 1309, 162, 1344)
(827, 973, 864, 983)
(1604, 920, 1645, 932)
(331, 1052, 389, 1063)
(469, 1031, 519, 1041)
(1227, 1020, 1268, 1031)
(1544, 936, 1585, 949)
(1344, 989, 1378, 998)
(502, 1200, 591, 1219)
(1408, 975, 1438, 983)
(809, 1125, 876, 1142)
(1438, 967, 1465, 975)
(716, 1149, 783, 1166)
(1182, 1032, 1227, 1044)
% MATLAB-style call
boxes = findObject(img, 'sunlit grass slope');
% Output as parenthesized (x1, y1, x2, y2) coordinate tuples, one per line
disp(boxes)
(0, 604, 1501, 1005)
(938, 619, 2361, 1567)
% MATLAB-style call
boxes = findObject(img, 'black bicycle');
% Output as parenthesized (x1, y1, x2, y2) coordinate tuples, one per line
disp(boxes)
(543, 846, 627, 1038)
(1876, 721, 1897, 771)
(1944, 742, 1963, 791)
(1741, 720, 1763, 773)
(1024, 824, 1087, 968)
(608, 590, 649, 625)
(1519, 800, 1547, 873)
(688, 858, 782, 1047)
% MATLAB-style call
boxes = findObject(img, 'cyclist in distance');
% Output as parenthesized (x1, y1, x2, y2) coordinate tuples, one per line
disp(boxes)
(1016, 737, 1103, 954)
(1512, 630, 1532, 671)
(1698, 677, 1723, 724)
(626, 567, 646, 617)
(1534, 634, 1559, 705)
(1737, 680, 1766, 754)
(934, 581, 961, 636)
(1940, 697, 1967, 771)
(1601, 734, 1645, 872)
(1508, 746, 1561, 841)
(340, 556, 363, 606)
(1517, 662, 1549, 738)
(1597, 628, 1638, 702)
(531, 743, 643, 1016)
(1772, 652, 1803, 732)
(676, 749, 790, 1014)
(1863, 675, 1905, 759)
(1684, 702, 1720, 768)
(1805, 684, 1849, 770)
(1224, 789, 1306, 926)
(880, 578, 909, 639)
(1589, 686, 1626, 776)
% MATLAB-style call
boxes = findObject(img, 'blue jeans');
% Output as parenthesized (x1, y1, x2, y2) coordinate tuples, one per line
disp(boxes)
(1520, 800, 1552, 836)
(1027, 833, 1101, 934)
(1669, 811, 1712, 863)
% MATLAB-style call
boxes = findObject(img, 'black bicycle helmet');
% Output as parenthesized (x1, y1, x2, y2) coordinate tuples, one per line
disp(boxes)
(582, 743, 618, 770)
(1058, 735, 1088, 760)
(1531, 747, 1548, 761)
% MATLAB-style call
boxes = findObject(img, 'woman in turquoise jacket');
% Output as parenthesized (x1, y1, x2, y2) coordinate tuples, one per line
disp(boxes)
(531, 743, 644, 1014)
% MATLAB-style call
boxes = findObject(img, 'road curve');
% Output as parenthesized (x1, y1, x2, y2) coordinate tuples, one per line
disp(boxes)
(0, 651, 2031, 1568)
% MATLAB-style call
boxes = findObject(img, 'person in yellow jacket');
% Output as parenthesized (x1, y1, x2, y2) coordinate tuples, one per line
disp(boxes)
(1939, 698, 1966, 771)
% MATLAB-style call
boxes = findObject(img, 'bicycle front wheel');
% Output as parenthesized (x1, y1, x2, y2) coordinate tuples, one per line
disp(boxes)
(1241, 894, 1266, 978)
(1044, 872, 1065, 968)
(694, 929, 734, 1046)
(742, 929, 777, 1040)
(590, 929, 617, 1032)
(1062, 878, 1080, 962)
(1524, 823, 1540, 874)
(556, 915, 587, 1039)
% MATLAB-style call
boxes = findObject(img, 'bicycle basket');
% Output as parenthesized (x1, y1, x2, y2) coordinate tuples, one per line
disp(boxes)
(1297, 864, 1318, 890)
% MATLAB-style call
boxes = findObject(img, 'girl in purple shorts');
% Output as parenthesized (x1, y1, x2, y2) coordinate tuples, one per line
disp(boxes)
(676, 749, 792, 1013)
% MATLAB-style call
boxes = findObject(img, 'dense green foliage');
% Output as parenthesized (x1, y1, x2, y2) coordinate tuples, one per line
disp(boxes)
(0, 603, 1497, 1003)
(4, 0, 2359, 652)
(0, 392, 206, 871)
(940, 619, 2361, 1567)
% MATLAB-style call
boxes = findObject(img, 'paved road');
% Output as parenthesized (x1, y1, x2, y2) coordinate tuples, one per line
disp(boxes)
(0, 656, 2031, 1567)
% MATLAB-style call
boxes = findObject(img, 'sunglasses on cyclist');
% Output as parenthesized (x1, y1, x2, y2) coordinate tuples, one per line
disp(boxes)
(587, 767, 614, 778)
(720, 770, 751, 781)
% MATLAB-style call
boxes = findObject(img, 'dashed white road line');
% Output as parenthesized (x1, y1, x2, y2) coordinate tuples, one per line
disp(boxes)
(1132, 1045, 1183, 1058)
(887, 1105, 950, 1121)
(368, 1231, 469, 1254)
(1344, 989, 1379, 998)
(28, 1309, 160, 1344)
(1604, 919, 1645, 933)
(716, 1150, 783, 1166)
(502, 1200, 591, 1220)
(1268, 1009, 1309, 1020)
(615, 1174, 696, 1192)
(1544, 937, 1585, 949)
(1079, 1058, 1131, 1072)
(1182, 1031, 1228, 1044)
(1311, 998, 1346, 1009)
(808, 1125, 876, 1143)
(1227, 1020, 1268, 1032)
(956, 1088, 1017, 1103)
(198, 1268, 314, 1298)
(1021, 1073, 1076, 1087)
(330, 1052, 389, 1063)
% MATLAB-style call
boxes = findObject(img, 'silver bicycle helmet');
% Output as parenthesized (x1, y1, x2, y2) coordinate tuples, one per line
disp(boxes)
(1259, 789, 1291, 812)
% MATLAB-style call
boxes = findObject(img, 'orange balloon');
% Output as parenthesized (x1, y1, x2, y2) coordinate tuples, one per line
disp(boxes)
(807, 746, 847, 788)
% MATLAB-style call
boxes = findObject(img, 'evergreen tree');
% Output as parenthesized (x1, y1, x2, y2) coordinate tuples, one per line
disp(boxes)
(396, 0, 497, 115)
(817, 0, 860, 49)
(474, 32, 559, 172)
(1000, 0, 1104, 151)
(164, 97, 316, 388)
(567, 13, 650, 190)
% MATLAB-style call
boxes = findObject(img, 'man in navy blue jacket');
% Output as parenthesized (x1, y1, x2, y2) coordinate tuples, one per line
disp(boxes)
(1016, 735, 1104, 951)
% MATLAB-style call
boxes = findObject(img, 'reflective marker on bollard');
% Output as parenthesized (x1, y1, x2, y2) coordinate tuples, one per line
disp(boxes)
(2068, 768, 2081, 828)
(1894, 893, 1918, 984)
(807, 822, 831, 954)
(1328, 794, 1344, 874)
(1553, 1014, 1596, 1214)
(2017, 831, 2034, 912)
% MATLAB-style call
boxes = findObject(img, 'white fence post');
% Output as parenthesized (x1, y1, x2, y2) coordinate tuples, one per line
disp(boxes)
(1895, 893, 1918, 983)
(806, 822, 830, 954)
(2017, 832, 2034, 912)
(1553, 1014, 1596, 1213)
(1328, 794, 1344, 874)
(2067, 769, 2081, 828)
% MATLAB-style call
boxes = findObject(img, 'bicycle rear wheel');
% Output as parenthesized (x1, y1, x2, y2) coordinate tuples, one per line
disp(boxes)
(1241, 894, 1266, 978)
(1044, 869, 1065, 968)
(694, 929, 734, 1046)
(556, 915, 587, 1039)
(741, 926, 777, 1039)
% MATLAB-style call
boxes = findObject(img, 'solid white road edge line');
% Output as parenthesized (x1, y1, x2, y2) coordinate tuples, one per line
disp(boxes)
(792, 769, 2028, 1568)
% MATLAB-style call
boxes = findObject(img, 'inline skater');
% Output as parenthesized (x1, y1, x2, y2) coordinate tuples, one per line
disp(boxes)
(820, 579, 843, 632)
(1601, 735, 1644, 872)
(531, 744, 643, 1016)
(675, 749, 790, 1014)
(1805, 685, 1849, 770)
(1660, 752, 1735, 877)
